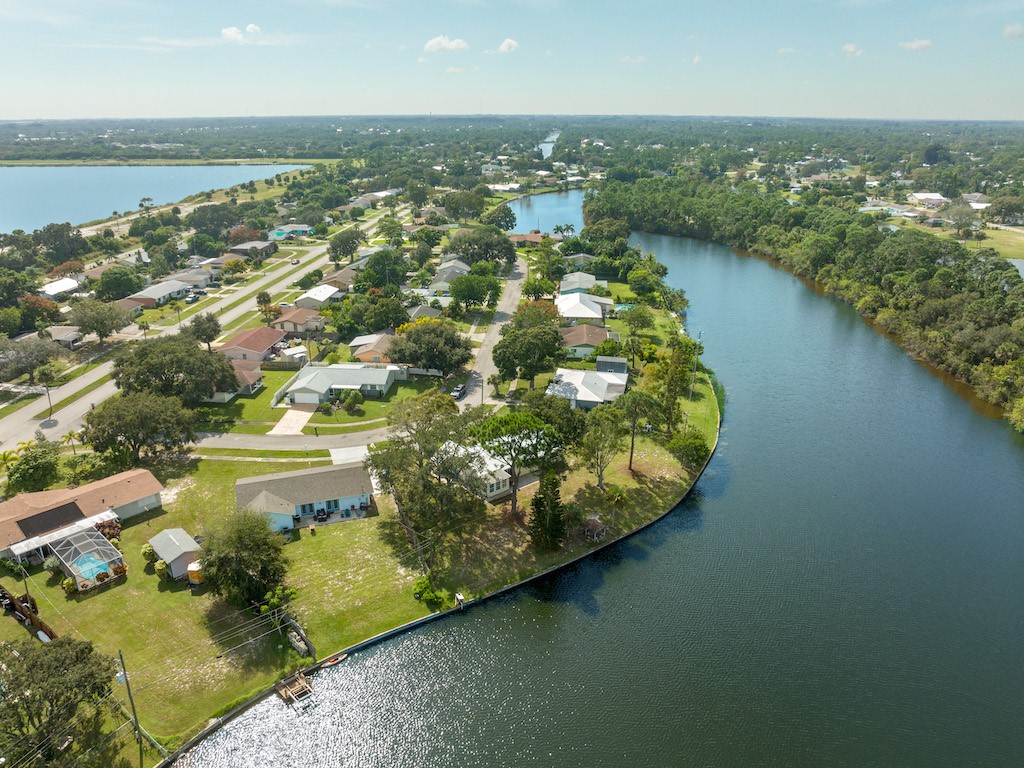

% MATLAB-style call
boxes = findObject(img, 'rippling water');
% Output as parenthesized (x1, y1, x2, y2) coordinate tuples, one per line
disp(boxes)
(186, 195, 1024, 767)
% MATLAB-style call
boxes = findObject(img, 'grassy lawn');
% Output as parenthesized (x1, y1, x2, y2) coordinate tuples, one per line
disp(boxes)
(0, 392, 41, 419)
(307, 377, 441, 425)
(196, 371, 294, 427)
(32, 373, 111, 420)
(195, 447, 331, 459)
(287, 496, 429, 654)
(301, 420, 386, 436)
(890, 218, 1024, 261)
(0, 457, 341, 746)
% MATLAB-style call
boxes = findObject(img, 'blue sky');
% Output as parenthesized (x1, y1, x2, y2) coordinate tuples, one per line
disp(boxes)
(2, 0, 1023, 120)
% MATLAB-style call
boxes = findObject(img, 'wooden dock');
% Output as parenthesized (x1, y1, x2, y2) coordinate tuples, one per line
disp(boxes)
(276, 671, 313, 704)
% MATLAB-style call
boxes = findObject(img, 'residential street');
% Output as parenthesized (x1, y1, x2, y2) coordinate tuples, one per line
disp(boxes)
(0, 207, 401, 450)
(465, 254, 527, 408)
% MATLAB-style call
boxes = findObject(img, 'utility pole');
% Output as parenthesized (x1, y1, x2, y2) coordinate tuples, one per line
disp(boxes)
(119, 650, 144, 768)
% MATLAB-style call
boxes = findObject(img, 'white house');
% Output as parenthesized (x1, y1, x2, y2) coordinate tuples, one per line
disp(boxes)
(285, 363, 400, 404)
(295, 284, 344, 310)
(559, 271, 607, 295)
(555, 293, 612, 323)
(39, 276, 82, 298)
(545, 368, 628, 410)
(128, 279, 190, 308)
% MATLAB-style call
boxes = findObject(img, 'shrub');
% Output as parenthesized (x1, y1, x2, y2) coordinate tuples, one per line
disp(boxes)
(96, 571, 109, 583)
(1, 559, 27, 578)
(141, 543, 157, 563)
(111, 564, 128, 577)
(43, 555, 62, 574)
(154, 560, 168, 580)
(96, 520, 122, 540)
(412, 575, 448, 609)
(60, 577, 76, 594)
(667, 431, 711, 469)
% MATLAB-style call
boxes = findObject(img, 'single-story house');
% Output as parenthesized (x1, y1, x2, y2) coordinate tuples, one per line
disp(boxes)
(167, 270, 213, 289)
(217, 327, 287, 361)
(229, 241, 277, 259)
(545, 368, 628, 410)
(437, 442, 513, 502)
(199, 254, 236, 276)
(114, 297, 146, 317)
(1, 469, 164, 561)
(347, 332, 386, 351)
(39, 276, 83, 298)
(508, 232, 545, 247)
(236, 462, 373, 533)
(438, 257, 472, 274)
(319, 267, 358, 293)
(83, 263, 122, 281)
(562, 252, 597, 268)
(560, 324, 609, 358)
(908, 192, 950, 209)
(409, 304, 442, 321)
(352, 332, 394, 363)
(295, 284, 344, 310)
(270, 224, 314, 241)
(286, 363, 399, 404)
(46, 325, 84, 350)
(554, 292, 612, 324)
(595, 356, 628, 375)
(207, 359, 264, 403)
(148, 528, 200, 580)
(270, 308, 326, 337)
(559, 272, 607, 295)
(128, 279, 190, 308)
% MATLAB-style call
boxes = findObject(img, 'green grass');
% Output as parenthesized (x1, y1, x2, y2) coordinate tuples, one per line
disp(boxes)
(195, 447, 331, 459)
(0, 458, 342, 746)
(891, 218, 1024, 261)
(196, 371, 294, 426)
(307, 378, 441, 425)
(32, 374, 112, 420)
(301, 420, 387, 436)
(0, 392, 42, 419)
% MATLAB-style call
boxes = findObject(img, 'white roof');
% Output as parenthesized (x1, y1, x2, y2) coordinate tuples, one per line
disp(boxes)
(910, 192, 949, 201)
(546, 368, 628, 405)
(282, 346, 308, 359)
(10, 510, 118, 557)
(297, 284, 342, 303)
(287, 363, 400, 396)
(348, 333, 384, 349)
(40, 277, 81, 296)
(132, 280, 189, 300)
(555, 293, 610, 320)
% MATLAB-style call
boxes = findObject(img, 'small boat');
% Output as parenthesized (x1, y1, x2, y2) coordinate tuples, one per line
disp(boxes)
(321, 653, 348, 668)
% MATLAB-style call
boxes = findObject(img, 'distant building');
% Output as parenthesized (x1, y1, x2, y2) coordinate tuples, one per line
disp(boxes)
(559, 271, 607, 295)
(270, 224, 314, 241)
(128, 279, 190, 308)
(228, 241, 277, 259)
(270, 308, 326, 337)
(295, 284, 343, 310)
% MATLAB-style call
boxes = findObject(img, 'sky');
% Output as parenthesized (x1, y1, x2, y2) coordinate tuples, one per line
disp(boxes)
(2, 0, 1023, 121)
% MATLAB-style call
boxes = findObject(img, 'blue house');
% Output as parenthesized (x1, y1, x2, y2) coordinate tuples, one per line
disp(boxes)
(234, 463, 373, 532)
(270, 224, 314, 241)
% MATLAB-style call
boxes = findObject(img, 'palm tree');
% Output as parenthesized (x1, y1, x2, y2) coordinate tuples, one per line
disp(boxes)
(62, 430, 80, 456)
(604, 484, 627, 530)
(137, 320, 150, 339)
(487, 374, 503, 397)
(36, 363, 59, 419)
(0, 450, 18, 474)
(623, 335, 644, 368)
(16, 439, 35, 455)
(552, 224, 566, 237)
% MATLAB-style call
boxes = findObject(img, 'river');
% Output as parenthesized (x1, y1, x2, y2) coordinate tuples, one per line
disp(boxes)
(184, 190, 1024, 767)
(0, 164, 305, 232)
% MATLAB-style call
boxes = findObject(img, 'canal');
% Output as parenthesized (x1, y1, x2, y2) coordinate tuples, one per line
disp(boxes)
(185, 190, 1024, 767)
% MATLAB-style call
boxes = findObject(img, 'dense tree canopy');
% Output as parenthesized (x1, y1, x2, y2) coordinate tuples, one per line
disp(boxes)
(84, 391, 196, 462)
(387, 319, 473, 375)
(113, 336, 238, 407)
(203, 509, 288, 606)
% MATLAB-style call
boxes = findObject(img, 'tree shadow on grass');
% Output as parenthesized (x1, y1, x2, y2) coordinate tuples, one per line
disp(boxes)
(147, 454, 200, 485)
(199, 599, 291, 669)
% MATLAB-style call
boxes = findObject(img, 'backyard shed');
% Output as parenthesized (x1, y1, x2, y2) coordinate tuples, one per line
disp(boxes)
(148, 528, 201, 580)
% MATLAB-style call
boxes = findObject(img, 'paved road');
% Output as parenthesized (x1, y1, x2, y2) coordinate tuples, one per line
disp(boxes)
(464, 255, 527, 408)
(196, 427, 390, 450)
(0, 208, 402, 449)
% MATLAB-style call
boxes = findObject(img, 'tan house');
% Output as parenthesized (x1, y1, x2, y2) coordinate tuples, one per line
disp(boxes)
(560, 324, 609, 358)
(217, 327, 287, 361)
(320, 267, 359, 293)
(270, 308, 326, 337)
(352, 332, 394, 363)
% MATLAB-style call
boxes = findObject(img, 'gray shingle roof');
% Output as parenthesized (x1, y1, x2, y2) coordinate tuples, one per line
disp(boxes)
(236, 463, 372, 514)
(148, 528, 200, 562)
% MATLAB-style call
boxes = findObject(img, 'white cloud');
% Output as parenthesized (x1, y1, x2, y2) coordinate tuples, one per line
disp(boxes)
(498, 38, 519, 54)
(778, 47, 796, 55)
(445, 66, 465, 74)
(425, 35, 468, 52)
(899, 39, 931, 51)
(417, 56, 427, 64)
(692, 54, 702, 65)
(1005, 22, 1023, 39)
(245, 23, 261, 34)
(620, 55, 645, 65)
(221, 26, 244, 43)
(842, 42, 864, 57)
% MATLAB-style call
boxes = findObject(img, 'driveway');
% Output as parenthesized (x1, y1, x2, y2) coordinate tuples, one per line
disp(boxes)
(465, 254, 527, 407)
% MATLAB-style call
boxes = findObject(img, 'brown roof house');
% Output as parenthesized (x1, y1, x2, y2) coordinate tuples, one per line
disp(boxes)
(236, 462, 373, 533)
(560, 324, 609, 359)
(206, 359, 264, 403)
(351, 332, 394, 363)
(1, 469, 164, 561)
(320, 267, 359, 293)
(217, 327, 287, 361)
(270, 308, 327, 338)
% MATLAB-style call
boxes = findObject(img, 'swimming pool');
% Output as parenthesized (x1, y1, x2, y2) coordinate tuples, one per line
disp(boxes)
(73, 552, 109, 580)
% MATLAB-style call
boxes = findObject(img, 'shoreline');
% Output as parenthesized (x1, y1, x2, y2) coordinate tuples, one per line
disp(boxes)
(160, 375, 722, 766)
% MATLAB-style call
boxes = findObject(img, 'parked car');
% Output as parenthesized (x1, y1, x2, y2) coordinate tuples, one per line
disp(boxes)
(279, 302, 292, 308)
(184, 295, 199, 304)
(291, 258, 300, 265)
(450, 384, 466, 400)
(191, 288, 207, 296)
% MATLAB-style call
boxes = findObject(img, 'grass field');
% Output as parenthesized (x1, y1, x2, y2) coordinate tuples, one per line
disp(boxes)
(307, 377, 440, 425)
(890, 218, 1024, 261)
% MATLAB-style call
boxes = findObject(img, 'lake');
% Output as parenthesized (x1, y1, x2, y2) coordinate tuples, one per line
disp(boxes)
(0, 164, 306, 232)
(537, 131, 560, 159)
(185, 189, 1024, 767)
